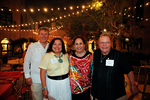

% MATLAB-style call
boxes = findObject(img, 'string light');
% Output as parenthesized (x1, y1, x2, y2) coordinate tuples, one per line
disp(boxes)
(30, 9, 34, 12)
(0, 2, 148, 13)
(0, 25, 70, 39)
(77, 11, 80, 14)
(51, 8, 53, 11)
(64, 7, 66, 10)
(39, 21, 42, 24)
(0, 2, 149, 29)
(51, 18, 54, 21)
(70, 6, 73, 10)
(59, 16, 62, 19)
(146, 2, 149, 6)
(82, 5, 85, 9)
(23, 9, 26, 12)
(44, 8, 48, 12)
(146, 19, 148, 21)
(46, 19, 49, 22)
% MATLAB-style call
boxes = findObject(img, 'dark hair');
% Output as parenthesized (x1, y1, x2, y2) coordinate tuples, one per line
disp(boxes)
(38, 27, 50, 35)
(26, 43, 31, 48)
(72, 36, 86, 45)
(47, 38, 66, 54)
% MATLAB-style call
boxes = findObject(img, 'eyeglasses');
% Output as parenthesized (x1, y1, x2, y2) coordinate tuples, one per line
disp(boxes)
(99, 42, 110, 45)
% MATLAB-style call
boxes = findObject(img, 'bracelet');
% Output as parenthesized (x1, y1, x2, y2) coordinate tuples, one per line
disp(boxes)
(130, 84, 136, 86)
(42, 86, 47, 91)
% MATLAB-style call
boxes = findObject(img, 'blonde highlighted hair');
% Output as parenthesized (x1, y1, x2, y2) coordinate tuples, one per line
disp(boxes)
(38, 27, 50, 35)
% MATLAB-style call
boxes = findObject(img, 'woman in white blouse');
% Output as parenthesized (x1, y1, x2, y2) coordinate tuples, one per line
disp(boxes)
(39, 38, 71, 100)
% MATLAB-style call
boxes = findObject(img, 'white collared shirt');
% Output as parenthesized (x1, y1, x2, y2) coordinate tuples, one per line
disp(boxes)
(24, 40, 49, 83)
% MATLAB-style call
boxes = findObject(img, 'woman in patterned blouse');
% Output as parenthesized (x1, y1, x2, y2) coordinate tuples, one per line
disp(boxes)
(68, 36, 93, 100)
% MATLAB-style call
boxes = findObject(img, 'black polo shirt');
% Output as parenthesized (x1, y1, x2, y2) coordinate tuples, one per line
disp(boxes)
(92, 48, 133, 100)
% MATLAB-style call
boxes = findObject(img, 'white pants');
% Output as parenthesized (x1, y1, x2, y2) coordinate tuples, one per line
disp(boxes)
(31, 83, 43, 100)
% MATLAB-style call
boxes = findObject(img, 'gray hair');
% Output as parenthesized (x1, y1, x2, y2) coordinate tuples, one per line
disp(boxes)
(38, 27, 50, 35)
(99, 32, 112, 41)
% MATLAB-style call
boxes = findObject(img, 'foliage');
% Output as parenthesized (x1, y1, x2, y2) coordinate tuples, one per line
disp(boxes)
(51, 0, 144, 42)
(13, 38, 28, 45)
(29, 38, 36, 42)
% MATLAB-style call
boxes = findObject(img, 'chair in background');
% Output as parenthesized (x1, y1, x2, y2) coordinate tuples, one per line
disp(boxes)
(0, 59, 11, 72)
(14, 76, 24, 100)
(132, 66, 141, 86)
(137, 68, 150, 100)
(21, 72, 29, 100)
(16, 58, 24, 71)
(5, 76, 24, 100)
(140, 60, 147, 66)
(0, 59, 2, 72)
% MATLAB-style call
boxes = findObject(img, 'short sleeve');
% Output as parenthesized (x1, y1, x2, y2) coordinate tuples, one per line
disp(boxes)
(39, 54, 48, 70)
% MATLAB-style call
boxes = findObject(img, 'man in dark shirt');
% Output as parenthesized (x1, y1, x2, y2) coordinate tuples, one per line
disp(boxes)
(92, 33, 139, 100)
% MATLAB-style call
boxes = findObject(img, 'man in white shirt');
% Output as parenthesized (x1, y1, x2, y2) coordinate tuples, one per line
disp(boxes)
(24, 27, 49, 100)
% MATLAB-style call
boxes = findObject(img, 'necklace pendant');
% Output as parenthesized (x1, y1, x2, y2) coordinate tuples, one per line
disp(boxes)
(54, 53, 63, 63)
(58, 58, 63, 63)
(100, 60, 102, 63)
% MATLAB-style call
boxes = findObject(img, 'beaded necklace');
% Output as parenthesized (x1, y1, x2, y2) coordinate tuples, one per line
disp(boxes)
(54, 53, 63, 63)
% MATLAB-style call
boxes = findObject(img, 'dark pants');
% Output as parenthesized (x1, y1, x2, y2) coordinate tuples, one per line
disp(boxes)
(72, 88, 90, 100)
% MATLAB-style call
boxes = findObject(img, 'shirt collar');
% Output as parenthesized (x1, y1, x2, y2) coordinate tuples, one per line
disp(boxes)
(37, 40, 49, 46)
(50, 52, 63, 57)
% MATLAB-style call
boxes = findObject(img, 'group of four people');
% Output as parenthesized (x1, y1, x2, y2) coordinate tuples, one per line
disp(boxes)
(24, 27, 139, 100)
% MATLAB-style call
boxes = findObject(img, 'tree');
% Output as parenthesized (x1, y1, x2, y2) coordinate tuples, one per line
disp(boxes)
(58, 0, 130, 40)
(60, 0, 144, 52)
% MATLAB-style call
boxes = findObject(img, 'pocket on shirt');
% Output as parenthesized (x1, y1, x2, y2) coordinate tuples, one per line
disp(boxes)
(32, 53, 42, 61)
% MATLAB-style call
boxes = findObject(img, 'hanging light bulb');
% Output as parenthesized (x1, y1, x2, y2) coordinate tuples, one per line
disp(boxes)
(44, 8, 48, 12)
(103, 29, 107, 32)
(70, 6, 73, 10)
(30, 8, 34, 12)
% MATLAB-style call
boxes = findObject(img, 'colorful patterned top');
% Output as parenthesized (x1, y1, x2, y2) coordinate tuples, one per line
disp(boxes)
(68, 51, 93, 94)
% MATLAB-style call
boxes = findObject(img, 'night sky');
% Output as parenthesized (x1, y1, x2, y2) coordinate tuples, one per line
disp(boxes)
(25, 0, 92, 22)
(25, 0, 92, 9)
